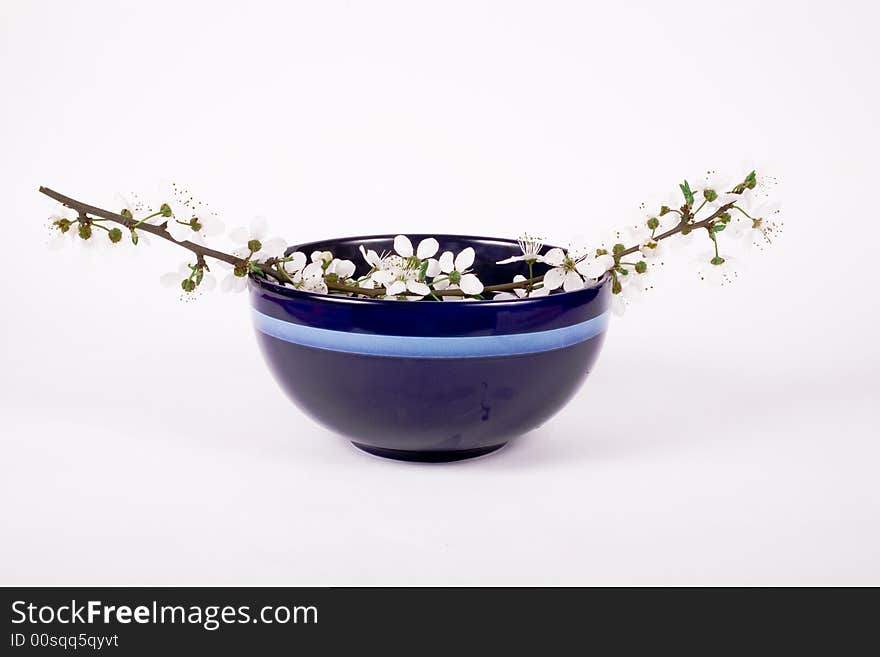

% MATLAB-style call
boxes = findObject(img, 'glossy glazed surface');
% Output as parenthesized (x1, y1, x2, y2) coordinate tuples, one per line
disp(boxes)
(249, 235, 611, 461)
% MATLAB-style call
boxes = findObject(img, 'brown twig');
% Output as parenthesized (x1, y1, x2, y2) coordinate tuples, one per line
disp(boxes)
(40, 186, 244, 268)
(613, 200, 738, 260)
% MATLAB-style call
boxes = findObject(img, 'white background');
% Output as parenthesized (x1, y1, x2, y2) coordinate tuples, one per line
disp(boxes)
(2, 0, 878, 585)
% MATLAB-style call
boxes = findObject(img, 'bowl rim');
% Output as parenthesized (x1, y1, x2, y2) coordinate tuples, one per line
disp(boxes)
(248, 232, 611, 308)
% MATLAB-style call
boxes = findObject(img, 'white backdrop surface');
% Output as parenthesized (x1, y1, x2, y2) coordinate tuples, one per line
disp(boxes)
(1, 0, 878, 585)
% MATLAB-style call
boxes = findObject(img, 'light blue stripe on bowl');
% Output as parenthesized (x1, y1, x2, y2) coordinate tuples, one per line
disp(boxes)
(252, 309, 609, 358)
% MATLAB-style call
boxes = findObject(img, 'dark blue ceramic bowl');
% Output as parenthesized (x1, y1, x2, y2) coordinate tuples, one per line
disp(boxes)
(249, 235, 611, 462)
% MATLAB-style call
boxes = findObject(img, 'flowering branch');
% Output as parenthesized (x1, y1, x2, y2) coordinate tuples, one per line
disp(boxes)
(39, 186, 287, 285)
(40, 185, 545, 297)
(40, 168, 780, 308)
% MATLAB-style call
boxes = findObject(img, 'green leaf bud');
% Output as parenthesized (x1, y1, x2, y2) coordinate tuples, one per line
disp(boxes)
(233, 263, 248, 277)
(78, 223, 92, 240)
(130, 229, 139, 245)
(612, 243, 625, 255)
(710, 256, 725, 266)
(159, 203, 173, 218)
(647, 217, 659, 230)
(635, 260, 647, 274)
(731, 170, 757, 194)
(659, 205, 671, 216)
(611, 276, 622, 294)
(121, 208, 133, 220)
(679, 180, 695, 207)
(108, 227, 123, 243)
(703, 189, 718, 202)
(181, 278, 196, 292)
(247, 239, 262, 253)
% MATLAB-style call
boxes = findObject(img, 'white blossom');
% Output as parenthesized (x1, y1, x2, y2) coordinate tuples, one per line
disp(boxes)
(161, 262, 215, 293)
(280, 251, 308, 277)
(728, 202, 782, 248)
(46, 207, 78, 250)
(164, 208, 223, 243)
(229, 217, 287, 260)
(496, 235, 546, 264)
(699, 171, 740, 209)
(581, 252, 616, 279)
(311, 250, 333, 265)
(433, 247, 483, 296)
(359, 245, 383, 269)
(220, 269, 248, 293)
(696, 250, 738, 285)
(541, 248, 607, 292)
(327, 258, 356, 281)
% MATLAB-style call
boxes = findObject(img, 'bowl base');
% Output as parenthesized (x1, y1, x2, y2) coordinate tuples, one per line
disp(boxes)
(351, 441, 507, 463)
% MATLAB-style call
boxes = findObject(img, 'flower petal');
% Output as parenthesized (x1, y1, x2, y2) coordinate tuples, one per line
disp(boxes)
(563, 270, 585, 292)
(287, 251, 307, 273)
(331, 259, 356, 279)
(250, 216, 268, 239)
(459, 273, 484, 295)
(371, 270, 395, 284)
(622, 282, 642, 302)
(229, 226, 250, 244)
(493, 292, 518, 300)
(425, 258, 441, 277)
(432, 277, 450, 290)
(200, 274, 217, 291)
(302, 262, 325, 279)
(541, 248, 565, 267)
(496, 255, 525, 265)
(438, 251, 454, 274)
(454, 247, 475, 272)
(542, 267, 565, 290)
(221, 273, 247, 293)
(160, 272, 180, 288)
(261, 237, 287, 259)
(416, 237, 439, 260)
(579, 253, 615, 279)
(200, 215, 225, 237)
(407, 280, 431, 296)
(385, 280, 407, 296)
(359, 245, 381, 268)
(394, 235, 413, 258)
